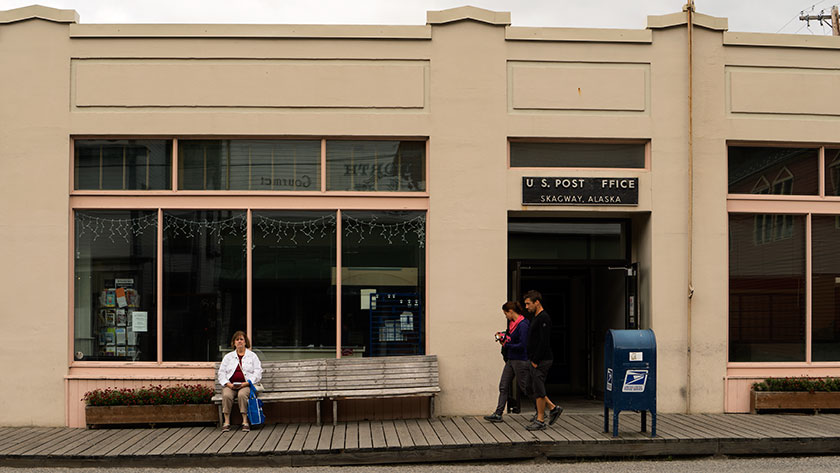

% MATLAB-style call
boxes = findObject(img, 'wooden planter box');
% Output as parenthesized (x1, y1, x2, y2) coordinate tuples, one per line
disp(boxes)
(85, 404, 217, 428)
(751, 390, 840, 413)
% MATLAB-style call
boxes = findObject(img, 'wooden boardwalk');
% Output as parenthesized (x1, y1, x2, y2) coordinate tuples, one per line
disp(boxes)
(2, 413, 840, 467)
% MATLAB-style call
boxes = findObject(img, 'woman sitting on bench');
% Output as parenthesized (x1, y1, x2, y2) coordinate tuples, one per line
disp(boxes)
(217, 330, 263, 432)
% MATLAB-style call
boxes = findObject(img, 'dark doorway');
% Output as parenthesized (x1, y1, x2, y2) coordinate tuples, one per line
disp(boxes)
(509, 218, 635, 400)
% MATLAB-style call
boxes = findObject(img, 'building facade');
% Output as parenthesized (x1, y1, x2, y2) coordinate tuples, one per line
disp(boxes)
(2, 4, 840, 427)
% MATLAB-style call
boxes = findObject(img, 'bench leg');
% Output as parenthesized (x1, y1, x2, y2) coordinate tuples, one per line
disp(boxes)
(316, 401, 321, 427)
(429, 396, 435, 418)
(333, 400, 338, 426)
(217, 405, 223, 427)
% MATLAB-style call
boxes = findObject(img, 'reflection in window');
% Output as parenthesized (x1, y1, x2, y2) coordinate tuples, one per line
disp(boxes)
(252, 211, 336, 360)
(728, 146, 818, 195)
(178, 140, 320, 191)
(341, 211, 426, 357)
(811, 216, 840, 361)
(327, 141, 426, 191)
(826, 149, 840, 196)
(74, 140, 171, 190)
(162, 210, 246, 361)
(74, 210, 157, 361)
(729, 213, 805, 362)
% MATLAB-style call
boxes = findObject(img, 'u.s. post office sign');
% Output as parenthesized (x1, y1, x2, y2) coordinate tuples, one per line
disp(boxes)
(522, 177, 638, 206)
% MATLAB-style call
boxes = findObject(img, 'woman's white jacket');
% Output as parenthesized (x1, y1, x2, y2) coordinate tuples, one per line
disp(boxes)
(217, 349, 263, 387)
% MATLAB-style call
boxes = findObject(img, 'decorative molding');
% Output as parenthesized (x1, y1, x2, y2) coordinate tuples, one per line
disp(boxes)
(69, 23, 431, 39)
(647, 11, 728, 31)
(0, 5, 78, 24)
(506, 26, 651, 43)
(426, 6, 510, 26)
(724, 31, 840, 50)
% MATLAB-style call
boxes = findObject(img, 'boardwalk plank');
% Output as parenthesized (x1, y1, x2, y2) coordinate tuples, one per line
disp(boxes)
(429, 419, 457, 446)
(382, 421, 401, 449)
(345, 422, 359, 450)
(393, 420, 414, 449)
(136, 429, 185, 456)
(416, 419, 443, 447)
(0, 428, 54, 452)
(302, 424, 322, 452)
(405, 419, 430, 448)
(85, 428, 149, 456)
(548, 415, 595, 442)
(246, 424, 279, 454)
(108, 429, 164, 457)
(654, 415, 701, 441)
(315, 425, 333, 452)
(152, 427, 201, 456)
(7, 428, 70, 456)
(118, 428, 170, 456)
(697, 414, 763, 439)
(358, 421, 373, 451)
(672, 414, 737, 439)
(451, 416, 484, 445)
(494, 417, 530, 444)
(216, 429, 248, 455)
(288, 424, 310, 453)
(798, 415, 840, 433)
(174, 426, 216, 455)
(466, 416, 506, 444)
(439, 418, 468, 445)
(331, 423, 346, 451)
(370, 421, 387, 449)
(23, 429, 88, 456)
(53, 429, 115, 456)
(754, 414, 833, 438)
(508, 414, 553, 443)
(231, 428, 259, 454)
(663, 415, 720, 439)
(191, 428, 227, 455)
(275, 424, 300, 453)
(259, 424, 287, 453)
(204, 427, 238, 455)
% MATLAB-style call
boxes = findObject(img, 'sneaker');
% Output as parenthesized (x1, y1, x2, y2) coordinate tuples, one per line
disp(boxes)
(483, 413, 503, 423)
(241, 423, 250, 432)
(548, 406, 563, 425)
(525, 420, 546, 431)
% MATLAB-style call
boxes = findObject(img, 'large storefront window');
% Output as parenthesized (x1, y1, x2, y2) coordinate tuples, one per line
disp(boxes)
(74, 140, 172, 190)
(729, 213, 806, 362)
(74, 210, 157, 361)
(162, 210, 247, 361)
(252, 211, 336, 360)
(509, 141, 646, 168)
(811, 216, 840, 361)
(341, 211, 426, 357)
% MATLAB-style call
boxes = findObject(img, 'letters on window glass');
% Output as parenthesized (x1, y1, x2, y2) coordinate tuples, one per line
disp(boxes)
(327, 141, 426, 191)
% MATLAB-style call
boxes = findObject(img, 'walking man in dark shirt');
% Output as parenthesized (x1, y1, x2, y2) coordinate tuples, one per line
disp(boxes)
(524, 290, 563, 430)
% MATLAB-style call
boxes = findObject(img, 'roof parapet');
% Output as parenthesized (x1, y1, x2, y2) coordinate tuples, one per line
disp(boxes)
(427, 6, 510, 26)
(647, 11, 728, 31)
(0, 4, 79, 24)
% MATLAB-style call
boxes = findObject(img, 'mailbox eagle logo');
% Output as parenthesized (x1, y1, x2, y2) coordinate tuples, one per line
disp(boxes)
(621, 369, 648, 392)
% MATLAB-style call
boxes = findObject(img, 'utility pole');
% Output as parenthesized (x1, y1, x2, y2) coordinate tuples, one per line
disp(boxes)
(799, 5, 839, 35)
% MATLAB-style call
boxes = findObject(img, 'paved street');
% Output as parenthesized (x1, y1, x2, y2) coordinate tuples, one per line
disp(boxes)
(5, 456, 840, 472)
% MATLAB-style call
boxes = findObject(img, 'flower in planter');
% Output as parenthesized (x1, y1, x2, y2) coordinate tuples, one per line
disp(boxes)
(753, 377, 840, 393)
(83, 384, 213, 406)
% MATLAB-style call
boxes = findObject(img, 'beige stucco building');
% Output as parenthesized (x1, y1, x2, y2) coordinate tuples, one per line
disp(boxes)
(2, 4, 840, 427)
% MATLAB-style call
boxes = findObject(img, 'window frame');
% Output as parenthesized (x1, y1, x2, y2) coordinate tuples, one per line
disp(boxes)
(507, 138, 651, 171)
(69, 136, 430, 367)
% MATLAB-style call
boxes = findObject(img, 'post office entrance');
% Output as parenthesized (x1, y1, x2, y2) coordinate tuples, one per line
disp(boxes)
(508, 217, 639, 400)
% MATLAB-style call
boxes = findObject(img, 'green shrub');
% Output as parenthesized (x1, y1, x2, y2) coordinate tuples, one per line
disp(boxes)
(83, 384, 213, 406)
(752, 377, 840, 393)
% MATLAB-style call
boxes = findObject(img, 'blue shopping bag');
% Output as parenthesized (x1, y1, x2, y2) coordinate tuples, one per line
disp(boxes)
(246, 380, 265, 426)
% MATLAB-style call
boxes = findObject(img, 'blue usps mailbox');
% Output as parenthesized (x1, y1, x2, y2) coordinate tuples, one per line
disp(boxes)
(604, 329, 656, 437)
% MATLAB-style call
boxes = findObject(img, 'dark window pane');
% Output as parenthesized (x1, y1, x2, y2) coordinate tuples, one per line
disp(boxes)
(74, 140, 171, 190)
(825, 149, 840, 196)
(729, 213, 805, 362)
(74, 210, 157, 361)
(178, 140, 320, 191)
(509, 142, 645, 168)
(728, 146, 818, 195)
(163, 210, 246, 361)
(341, 211, 426, 357)
(252, 211, 336, 359)
(508, 221, 626, 261)
(327, 141, 426, 191)
(812, 216, 840, 361)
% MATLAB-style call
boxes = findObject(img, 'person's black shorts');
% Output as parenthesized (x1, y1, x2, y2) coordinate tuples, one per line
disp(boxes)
(529, 359, 553, 398)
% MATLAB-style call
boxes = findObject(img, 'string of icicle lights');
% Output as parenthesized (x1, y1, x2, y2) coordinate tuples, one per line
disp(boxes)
(75, 213, 157, 243)
(75, 212, 426, 247)
(254, 214, 336, 244)
(343, 213, 426, 247)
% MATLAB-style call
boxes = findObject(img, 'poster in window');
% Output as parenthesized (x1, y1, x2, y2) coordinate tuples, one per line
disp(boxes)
(115, 287, 127, 308)
(132, 311, 148, 332)
(115, 327, 126, 345)
(105, 310, 116, 326)
(116, 309, 127, 326)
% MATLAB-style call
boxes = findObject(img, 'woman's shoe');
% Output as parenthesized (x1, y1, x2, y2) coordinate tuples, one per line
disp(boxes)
(221, 424, 230, 432)
(242, 423, 250, 432)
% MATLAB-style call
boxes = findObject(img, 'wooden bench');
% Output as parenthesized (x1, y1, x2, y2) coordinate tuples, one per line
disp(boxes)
(325, 354, 440, 426)
(212, 359, 327, 426)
